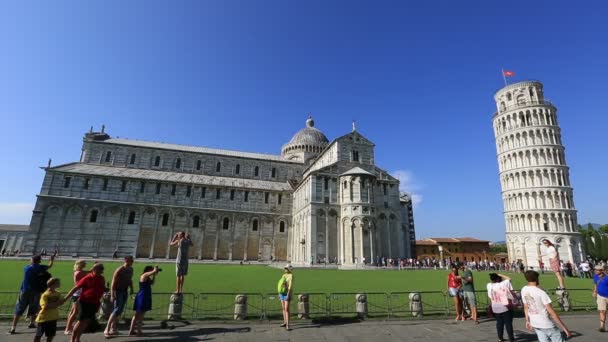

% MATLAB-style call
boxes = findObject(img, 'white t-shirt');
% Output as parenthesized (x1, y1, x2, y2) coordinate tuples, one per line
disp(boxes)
(521, 285, 555, 329)
(487, 280, 513, 314)
(546, 246, 557, 260)
(581, 262, 590, 272)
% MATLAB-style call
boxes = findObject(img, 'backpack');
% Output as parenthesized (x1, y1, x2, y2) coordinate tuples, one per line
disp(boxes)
(277, 276, 288, 295)
(30, 267, 52, 293)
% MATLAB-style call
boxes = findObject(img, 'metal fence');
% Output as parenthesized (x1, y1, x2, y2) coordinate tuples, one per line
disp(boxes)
(0, 289, 598, 321)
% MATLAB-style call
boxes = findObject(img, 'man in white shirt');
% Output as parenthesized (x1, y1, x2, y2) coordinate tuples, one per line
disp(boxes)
(521, 270, 571, 342)
(580, 261, 590, 278)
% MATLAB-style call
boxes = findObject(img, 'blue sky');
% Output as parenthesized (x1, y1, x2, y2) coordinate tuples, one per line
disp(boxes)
(1, 1, 607, 241)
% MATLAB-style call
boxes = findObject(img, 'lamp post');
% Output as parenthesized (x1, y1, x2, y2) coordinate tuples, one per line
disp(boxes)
(438, 245, 444, 268)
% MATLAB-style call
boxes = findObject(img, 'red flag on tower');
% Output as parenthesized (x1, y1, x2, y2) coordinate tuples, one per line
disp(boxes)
(503, 70, 515, 77)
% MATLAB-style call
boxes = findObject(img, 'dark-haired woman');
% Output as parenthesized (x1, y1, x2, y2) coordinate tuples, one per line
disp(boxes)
(487, 273, 515, 342)
(128, 266, 159, 336)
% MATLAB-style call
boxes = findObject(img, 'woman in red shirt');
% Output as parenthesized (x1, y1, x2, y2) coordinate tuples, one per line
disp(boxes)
(64, 263, 106, 342)
(447, 265, 464, 321)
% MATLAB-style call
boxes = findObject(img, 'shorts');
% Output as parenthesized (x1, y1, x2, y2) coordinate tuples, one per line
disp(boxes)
(448, 287, 461, 297)
(279, 294, 289, 301)
(176, 260, 189, 276)
(14, 290, 41, 316)
(534, 326, 564, 342)
(463, 291, 477, 307)
(550, 258, 560, 273)
(597, 294, 608, 311)
(112, 289, 129, 315)
(35, 321, 57, 338)
(78, 301, 99, 321)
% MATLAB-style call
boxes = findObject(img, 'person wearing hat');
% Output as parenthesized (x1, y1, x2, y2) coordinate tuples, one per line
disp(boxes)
(277, 264, 294, 331)
(593, 265, 608, 332)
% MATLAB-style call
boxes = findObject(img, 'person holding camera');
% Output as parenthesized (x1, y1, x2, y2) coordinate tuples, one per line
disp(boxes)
(170, 231, 192, 293)
(128, 266, 160, 336)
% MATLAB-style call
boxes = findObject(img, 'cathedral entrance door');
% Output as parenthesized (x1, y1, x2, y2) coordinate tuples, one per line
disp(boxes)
(262, 240, 272, 260)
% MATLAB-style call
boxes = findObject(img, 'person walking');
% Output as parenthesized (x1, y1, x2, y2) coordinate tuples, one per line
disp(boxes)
(521, 270, 571, 341)
(64, 260, 89, 335)
(170, 231, 192, 293)
(9, 254, 55, 335)
(542, 239, 566, 290)
(487, 273, 515, 342)
(277, 264, 294, 331)
(462, 265, 478, 323)
(34, 278, 65, 342)
(64, 263, 106, 342)
(447, 265, 464, 321)
(128, 266, 160, 337)
(593, 265, 608, 332)
(104, 256, 134, 337)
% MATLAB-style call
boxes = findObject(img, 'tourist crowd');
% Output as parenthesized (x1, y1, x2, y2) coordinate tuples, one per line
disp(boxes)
(7, 231, 193, 341)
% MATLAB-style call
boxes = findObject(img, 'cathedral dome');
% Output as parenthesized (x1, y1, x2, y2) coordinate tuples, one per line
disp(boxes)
(281, 116, 329, 161)
(288, 117, 329, 146)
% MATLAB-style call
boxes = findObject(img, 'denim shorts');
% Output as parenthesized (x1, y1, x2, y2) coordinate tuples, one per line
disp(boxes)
(534, 326, 564, 342)
(14, 290, 41, 316)
(279, 294, 289, 301)
(112, 289, 129, 315)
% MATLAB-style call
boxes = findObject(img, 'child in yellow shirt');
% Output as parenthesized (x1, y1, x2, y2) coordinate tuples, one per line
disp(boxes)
(34, 278, 65, 342)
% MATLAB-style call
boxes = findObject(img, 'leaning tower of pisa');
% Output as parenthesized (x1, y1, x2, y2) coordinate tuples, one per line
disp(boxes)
(492, 80, 584, 268)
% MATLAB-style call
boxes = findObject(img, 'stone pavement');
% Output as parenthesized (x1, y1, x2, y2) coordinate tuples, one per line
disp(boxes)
(2, 314, 602, 341)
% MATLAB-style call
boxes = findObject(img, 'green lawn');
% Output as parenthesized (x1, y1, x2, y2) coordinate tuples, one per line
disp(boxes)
(0, 259, 595, 294)
(0, 259, 597, 320)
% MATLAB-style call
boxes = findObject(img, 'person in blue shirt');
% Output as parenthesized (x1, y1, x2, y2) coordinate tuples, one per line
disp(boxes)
(9, 254, 55, 334)
(593, 265, 608, 332)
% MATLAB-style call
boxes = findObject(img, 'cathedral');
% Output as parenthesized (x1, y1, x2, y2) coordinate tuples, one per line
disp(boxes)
(24, 117, 415, 265)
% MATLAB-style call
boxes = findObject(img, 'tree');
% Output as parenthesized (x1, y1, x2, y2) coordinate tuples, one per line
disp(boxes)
(490, 244, 507, 254)
(601, 235, 608, 261)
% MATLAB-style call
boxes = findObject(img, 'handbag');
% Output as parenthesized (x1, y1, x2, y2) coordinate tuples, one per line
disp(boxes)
(486, 303, 494, 318)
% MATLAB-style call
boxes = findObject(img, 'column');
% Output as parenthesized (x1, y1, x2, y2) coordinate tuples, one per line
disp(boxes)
(325, 211, 329, 262)
(228, 214, 235, 261)
(340, 220, 345, 264)
(149, 211, 160, 259)
(213, 218, 219, 261)
(369, 226, 374, 265)
(386, 218, 392, 257)
(198, 216, 206, 259)
(113, 208, 126, 252)
(521, 243, 528, 266)
(94, 209, 107, 257)
(165, 214, 177, 259)
(270, 220, 276, 261)
(75, 206, 89, 254)
(56, 207, 68, 251)
(243, 218, 249, 261)
(359, 222, 364, 262)
(567, 243, 575, 263)
(310, 211, 316, 264)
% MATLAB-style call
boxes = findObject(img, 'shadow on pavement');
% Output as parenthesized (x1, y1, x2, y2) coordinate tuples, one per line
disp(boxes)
(142, 326, 252, 341)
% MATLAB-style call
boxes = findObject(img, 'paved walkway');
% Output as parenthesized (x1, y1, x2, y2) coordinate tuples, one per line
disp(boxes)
(3, 314, 601, 341)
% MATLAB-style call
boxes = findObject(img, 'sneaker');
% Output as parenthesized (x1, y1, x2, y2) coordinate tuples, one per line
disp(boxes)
(600, 327, 606, 332)
(8, 328, 15, 335)
(28, 323, 36, 329)
(64, 330, 72, 335)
